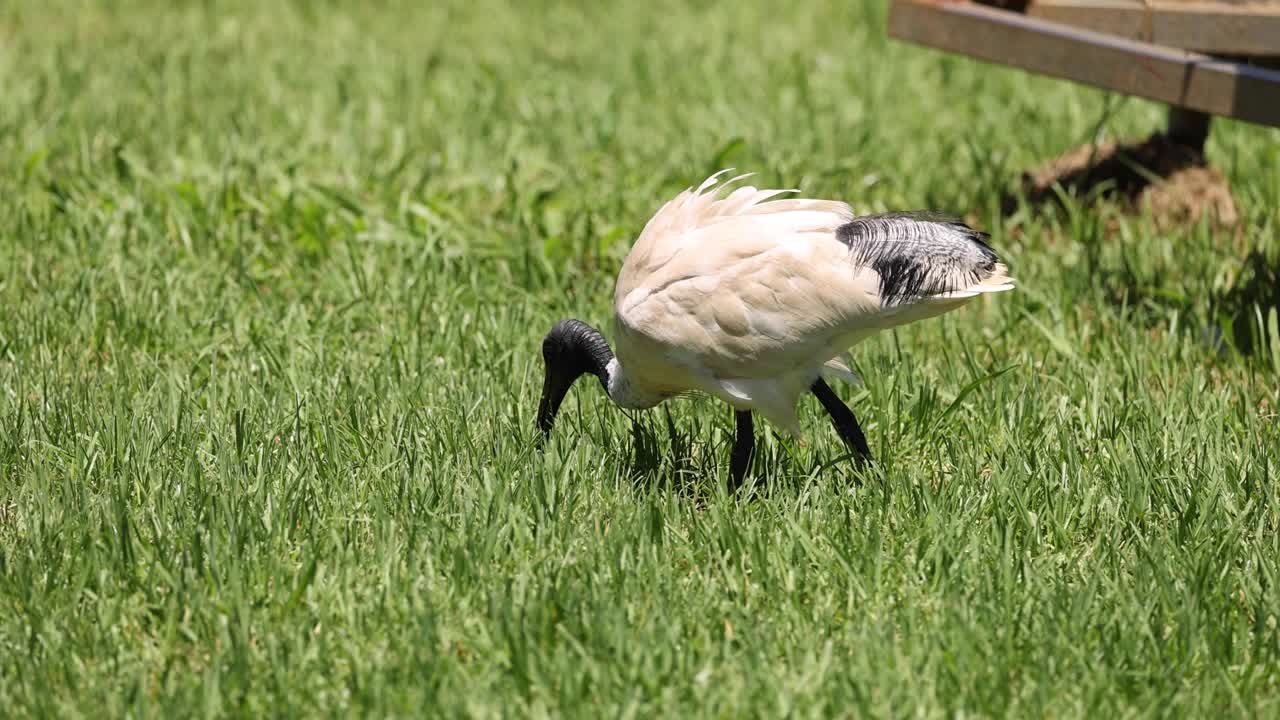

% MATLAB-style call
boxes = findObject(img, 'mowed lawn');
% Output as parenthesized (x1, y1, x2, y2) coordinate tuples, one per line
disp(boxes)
(2, 0, 1279, 716)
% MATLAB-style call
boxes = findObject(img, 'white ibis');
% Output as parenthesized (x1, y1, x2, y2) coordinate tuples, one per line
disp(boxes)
(537, 171, 1014, 488)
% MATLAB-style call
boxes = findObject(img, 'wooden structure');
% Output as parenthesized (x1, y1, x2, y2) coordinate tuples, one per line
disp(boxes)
(1025, 1, 1280, 56)
(888, 0, 1280, 145)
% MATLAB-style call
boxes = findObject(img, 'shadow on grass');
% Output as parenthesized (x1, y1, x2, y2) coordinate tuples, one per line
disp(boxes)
(999, 130, 1276, 363)
(1000, 132, 1238, 229)
(626, 410, 706, 497)
(625, 408, 872, 499)
(1213, 251, 1280, 358)
(1088, 249, 1280, 362)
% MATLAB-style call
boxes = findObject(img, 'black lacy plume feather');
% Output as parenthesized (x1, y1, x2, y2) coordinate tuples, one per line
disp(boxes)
(836, 212, 999, 304)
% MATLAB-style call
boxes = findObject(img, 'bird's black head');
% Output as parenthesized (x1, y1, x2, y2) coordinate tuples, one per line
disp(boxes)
(536, 319, 615, 442)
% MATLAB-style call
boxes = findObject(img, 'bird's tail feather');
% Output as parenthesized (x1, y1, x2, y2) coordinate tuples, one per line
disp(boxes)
(976, 262, 1015, 292)
(821, 354, 863, 386)
(922, 263, 1016, 301)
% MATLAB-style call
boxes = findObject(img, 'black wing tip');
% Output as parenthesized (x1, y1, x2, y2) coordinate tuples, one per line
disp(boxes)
(836, 211, 1001, 302)
(838, 211, 990, 240)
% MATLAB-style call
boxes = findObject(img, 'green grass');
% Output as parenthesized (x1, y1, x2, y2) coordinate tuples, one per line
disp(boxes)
(2, 0, 1279, 716)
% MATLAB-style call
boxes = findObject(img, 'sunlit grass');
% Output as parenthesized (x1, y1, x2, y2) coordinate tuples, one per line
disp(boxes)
(1, 1, 1278, 716)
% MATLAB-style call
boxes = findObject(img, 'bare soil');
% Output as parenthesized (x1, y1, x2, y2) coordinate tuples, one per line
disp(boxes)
(1004, 132, 1239, 228)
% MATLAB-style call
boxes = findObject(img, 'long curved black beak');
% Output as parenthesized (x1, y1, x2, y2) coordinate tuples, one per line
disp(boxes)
(535, 366, 577, 444)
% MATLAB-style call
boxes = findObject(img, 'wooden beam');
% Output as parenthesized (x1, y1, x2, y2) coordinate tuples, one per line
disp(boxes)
(1027, 0, 1280, 56)
(1151, 0, 1275, 5)
(1026, 0, 1148, 39)
(1152, 3, 1280, 56)
(888, 1, 1280, 128)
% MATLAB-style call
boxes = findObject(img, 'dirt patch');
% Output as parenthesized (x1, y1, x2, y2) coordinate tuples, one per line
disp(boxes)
(1004, 132, 1238, 229)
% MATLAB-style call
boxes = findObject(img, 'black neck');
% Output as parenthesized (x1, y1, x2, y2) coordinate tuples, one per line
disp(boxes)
(537, 319, 617, 440)
(544, 319, 614, 391)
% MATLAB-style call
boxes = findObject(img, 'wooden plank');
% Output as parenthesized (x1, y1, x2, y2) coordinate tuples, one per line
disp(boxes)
(887, 1, 1280, 128)
(1153, 4, 1280, 55)
(1154, 0, 1278, 4)
(1028, 0, 1148, 39)
(1028, 0, 1280, 54)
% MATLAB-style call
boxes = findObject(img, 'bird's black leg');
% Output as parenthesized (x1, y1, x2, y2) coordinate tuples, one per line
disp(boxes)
(729, 410, 754, 491)
(811, 378, 873, 463)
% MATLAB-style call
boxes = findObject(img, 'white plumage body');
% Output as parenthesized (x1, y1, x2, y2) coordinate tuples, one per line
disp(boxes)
(606, 171, 1014, 434)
